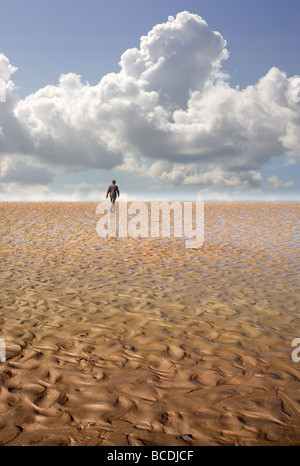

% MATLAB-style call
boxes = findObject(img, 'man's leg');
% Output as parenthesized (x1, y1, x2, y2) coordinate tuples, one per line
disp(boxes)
(110, 196, 116, 212)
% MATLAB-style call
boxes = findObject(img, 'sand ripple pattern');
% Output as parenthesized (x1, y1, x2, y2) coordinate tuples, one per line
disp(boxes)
(0, 202, 299, 445)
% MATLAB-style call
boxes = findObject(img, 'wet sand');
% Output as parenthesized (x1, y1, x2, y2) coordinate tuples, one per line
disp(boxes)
(0, 201, 299, 446)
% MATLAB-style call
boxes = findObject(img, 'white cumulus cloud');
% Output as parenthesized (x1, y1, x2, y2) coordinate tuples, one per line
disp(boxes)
(0, 11, 299, 191)
(267, 175, 295, 188)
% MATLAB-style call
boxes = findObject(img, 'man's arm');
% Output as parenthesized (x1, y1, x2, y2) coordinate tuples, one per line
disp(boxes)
(106, 185, 111, 198)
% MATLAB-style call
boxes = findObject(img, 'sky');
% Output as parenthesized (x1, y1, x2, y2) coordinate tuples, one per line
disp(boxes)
(0, 0, 299, 201)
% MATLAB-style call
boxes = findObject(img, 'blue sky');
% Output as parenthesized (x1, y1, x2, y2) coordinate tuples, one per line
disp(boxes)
(2, 0, 299, 97)
(0, 0, 299, 201)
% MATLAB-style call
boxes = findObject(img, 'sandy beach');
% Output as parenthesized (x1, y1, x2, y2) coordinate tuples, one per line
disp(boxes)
(0, 201, 299, 446)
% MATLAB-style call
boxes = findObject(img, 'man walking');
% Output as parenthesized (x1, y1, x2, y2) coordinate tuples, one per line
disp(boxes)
(106, 180, 120, 212)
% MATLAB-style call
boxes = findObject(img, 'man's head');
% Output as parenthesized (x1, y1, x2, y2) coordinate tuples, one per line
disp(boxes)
(112, 180, 116, 185)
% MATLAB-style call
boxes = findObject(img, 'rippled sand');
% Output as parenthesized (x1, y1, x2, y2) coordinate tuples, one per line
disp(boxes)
(0, 201, 299, 446)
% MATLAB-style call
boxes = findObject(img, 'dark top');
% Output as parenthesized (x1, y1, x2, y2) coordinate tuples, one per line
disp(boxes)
(106, 184, 120, 199)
